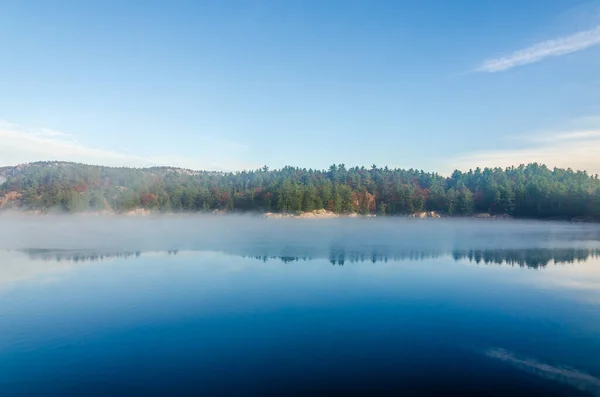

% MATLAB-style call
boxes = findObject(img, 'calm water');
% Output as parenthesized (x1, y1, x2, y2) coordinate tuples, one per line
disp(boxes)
(1, 217, 600, 396)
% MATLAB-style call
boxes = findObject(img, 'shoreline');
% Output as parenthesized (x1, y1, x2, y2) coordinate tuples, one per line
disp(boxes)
(1, 208, 598, 223)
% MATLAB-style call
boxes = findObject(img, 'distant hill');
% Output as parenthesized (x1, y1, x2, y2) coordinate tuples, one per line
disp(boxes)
(1, 161, 599, 220)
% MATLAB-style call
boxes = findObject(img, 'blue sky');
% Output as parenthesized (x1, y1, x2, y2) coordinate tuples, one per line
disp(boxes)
(1, 0, 600, 174)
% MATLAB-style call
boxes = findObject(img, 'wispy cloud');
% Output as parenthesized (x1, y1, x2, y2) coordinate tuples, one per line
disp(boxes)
(477, 26, 600, 72)
(36, 128, 76, 140)
(448, 119, 600, 174)
(0, 120, 76, 141)
(0, 120, 257, 171)
(520, 129, 600, 142)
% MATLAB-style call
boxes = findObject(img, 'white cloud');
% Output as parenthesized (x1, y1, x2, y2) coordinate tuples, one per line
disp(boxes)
(36, 128, 76, 139)
(518, 129, 600, 142)
(477, 25, 600, 72)
(0, 120, 258, 171)
(448, 125, 600, 175)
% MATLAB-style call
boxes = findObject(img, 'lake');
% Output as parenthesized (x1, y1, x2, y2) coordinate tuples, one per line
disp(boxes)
(1, 216, 600, 396)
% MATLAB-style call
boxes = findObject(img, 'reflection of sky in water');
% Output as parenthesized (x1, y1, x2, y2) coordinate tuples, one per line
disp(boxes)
(2, 221, 600, 395)
(3, 248, 600, 303)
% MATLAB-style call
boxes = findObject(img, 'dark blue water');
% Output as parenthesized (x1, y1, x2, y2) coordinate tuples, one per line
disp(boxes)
(1, 218, 600, 396)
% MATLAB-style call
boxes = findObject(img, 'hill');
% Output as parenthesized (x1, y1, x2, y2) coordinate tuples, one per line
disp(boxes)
(1, 161, 599, 220)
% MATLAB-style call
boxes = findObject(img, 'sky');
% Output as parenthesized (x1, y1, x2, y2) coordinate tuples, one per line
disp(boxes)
(1, 0, 600, 174)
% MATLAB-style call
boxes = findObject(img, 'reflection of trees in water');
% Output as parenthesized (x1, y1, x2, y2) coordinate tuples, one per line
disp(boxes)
(326, 251, 436, 266)
(252, 255, 316, 264)
(452, 248, 600, 269)
(247, 247, 600, 269)
(22, 249, 181, 262)
(21, 249, 145, 262)
(246, 246, 444, 266)
(328, 246, 443, 266)
(18, 247, 600, 269)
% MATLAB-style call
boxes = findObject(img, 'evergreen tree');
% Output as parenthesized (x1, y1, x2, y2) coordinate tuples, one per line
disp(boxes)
(1, 161, 599, 220)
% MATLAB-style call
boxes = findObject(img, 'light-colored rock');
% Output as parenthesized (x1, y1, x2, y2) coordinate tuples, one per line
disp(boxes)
(265, 209, 350, 219)
(0, 191, 21, 209)
(492, 213, 513, 220)
(298, 209, 339, 218)
(409, 211, 441, 218)
(264, 212, 288, 218)
(124, 208, 152, 216)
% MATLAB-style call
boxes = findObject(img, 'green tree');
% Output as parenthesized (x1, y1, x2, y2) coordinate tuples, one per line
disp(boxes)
(458, 188, 474, 215)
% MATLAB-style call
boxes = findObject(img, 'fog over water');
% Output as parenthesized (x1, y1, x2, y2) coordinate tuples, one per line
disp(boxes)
(1, 214, 600, 256)
(2, 215, 600, 396)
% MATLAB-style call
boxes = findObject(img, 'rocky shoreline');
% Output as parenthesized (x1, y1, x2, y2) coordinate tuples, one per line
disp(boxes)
(263, 209, 375, 219)
(0, 204, 596, 223)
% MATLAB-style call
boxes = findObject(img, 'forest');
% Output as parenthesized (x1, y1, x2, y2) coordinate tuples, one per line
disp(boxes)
(1, 161, 600, 220)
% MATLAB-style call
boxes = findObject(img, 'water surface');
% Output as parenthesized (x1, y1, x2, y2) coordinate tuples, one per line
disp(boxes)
(1, 217, 600, 396)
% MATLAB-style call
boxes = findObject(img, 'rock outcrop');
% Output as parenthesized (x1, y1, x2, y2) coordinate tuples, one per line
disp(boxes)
(297, 209, 339, 218)
(264, 209, 373, 219)
(0, 191, 21, 209)
(409, 211, 441, 218)
(124, 208, 152, 216)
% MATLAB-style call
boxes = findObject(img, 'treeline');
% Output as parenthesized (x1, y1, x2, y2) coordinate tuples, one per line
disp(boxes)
(1, 161, 600, 219)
